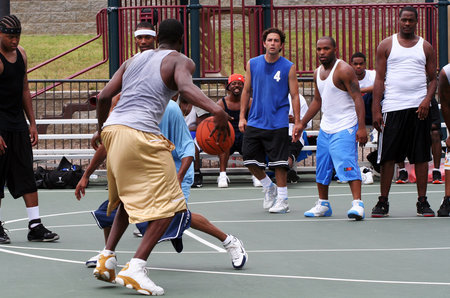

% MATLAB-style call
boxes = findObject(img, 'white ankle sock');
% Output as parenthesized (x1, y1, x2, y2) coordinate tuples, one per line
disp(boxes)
(26, 206, 40, 228)
(260, 176, 272, 189)
(101, 249, 115, 256)
(219, 172, 227, 178)
(222, 234, 232, 245)
(277, 187, 288, 199)
(129, 258, 146, 266)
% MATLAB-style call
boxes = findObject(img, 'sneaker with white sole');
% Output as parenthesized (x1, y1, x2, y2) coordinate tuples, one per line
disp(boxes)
(223, 235, 248, 269)
(86, 253, 100, 268)
(217, 175, 230, 188)
(252, 175, 262, 187)
(269, 197, 290, 213)
(115, 260, 164, 296)
(347, 200, 365, 220)
(93, 251, 117, 283)
(360, 167, 374, 185)
(263, 183, 277, 209)
(304, 200, 332, 217)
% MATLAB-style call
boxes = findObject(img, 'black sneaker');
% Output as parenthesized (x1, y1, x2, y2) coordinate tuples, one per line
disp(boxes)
(416, 196, 435, 217)
(396, 170, 408, 184)
(366, 150, 380, 174)
(437, 196, 450, 217)
(371, 197, 389, 217)
(432, 170, 442, 184)
(27, 219, 60, 242)
(287, 169, 300, 183)
(192, 170, 203, 188)
(0, 222, 11, 244)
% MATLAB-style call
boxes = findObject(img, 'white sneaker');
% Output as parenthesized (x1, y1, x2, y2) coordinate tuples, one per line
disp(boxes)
(269, 197, 290, 213)
(86, 253, 100, 268)
(93, 251, 117, 283)
(223, 235, 248, 269)
(252, 175, 262, 187)
(217, 175, 230, 188)
(116, 260, 164, 296)
(304, 200, 332, 217)
(263, 183, 277, 209)
(360, 167, 374, 185)
(347, 200, 365, 220)
(133, 229, 143, 237)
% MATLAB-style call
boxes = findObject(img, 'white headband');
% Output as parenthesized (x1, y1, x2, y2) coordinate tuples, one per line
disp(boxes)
(134, 29, 156, 37)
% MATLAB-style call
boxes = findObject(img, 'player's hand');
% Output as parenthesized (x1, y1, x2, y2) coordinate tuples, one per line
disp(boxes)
(91, 131, 102, 150)
(74, 176, 89, 200)
(29, 124, 38, 146)
(372, 111, 384, 132)
(239, 118, 247, 133)
(292, 122, 304, 143)
(416, 99, 430, 120)
(212, 109, 230, 143)
(356, 127, 368, 146)
(0, 136, 6, 155)
(289, 115, 295, 124)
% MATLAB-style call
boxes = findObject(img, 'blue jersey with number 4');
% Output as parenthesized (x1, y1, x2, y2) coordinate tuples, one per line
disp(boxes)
(248, 55, 293, 130)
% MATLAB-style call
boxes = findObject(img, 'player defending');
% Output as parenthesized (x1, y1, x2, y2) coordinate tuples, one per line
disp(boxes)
(0, 15, 59, 243)
(239, 27, 302, 214)
(93, 19, 229, 295)
(371, 6, 437, 217)
(299, 36, 367, 220)
(437, 64, 450, 216)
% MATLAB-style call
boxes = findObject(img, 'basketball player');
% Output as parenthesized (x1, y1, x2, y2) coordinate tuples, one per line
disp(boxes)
(298, 36, 367, 220)
(239, 27, 302, 214)
(92, 19, 230, 295)
(371, 6, 437, 217)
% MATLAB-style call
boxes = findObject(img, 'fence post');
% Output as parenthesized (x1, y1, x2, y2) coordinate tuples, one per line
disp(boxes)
(189, 0, 201, 79)
(108, 0, 121, 78)
(0, 0, 10, 18)
(438, 0, 449, 68)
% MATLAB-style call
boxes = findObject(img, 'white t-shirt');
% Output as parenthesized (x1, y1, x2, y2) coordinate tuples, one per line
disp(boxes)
(358, 69, 376, 90)
(288, 94, 312, 136)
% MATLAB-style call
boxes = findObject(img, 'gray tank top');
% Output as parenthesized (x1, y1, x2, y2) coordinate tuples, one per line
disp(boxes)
(103, 49, 178, 134)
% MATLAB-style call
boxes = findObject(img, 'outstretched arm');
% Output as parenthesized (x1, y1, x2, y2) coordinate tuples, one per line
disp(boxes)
(74, 145, 107, 200)
(416, 41, 437, 120)
(439, 69, 450, 148)
(239, 61, 252, 133)
(288, 65, 301, 142)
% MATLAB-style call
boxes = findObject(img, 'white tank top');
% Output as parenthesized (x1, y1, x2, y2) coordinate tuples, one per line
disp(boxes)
(104, 49, 178, 134)
(443, 64, 450, 85)
(383, 34, 427, 113)
(316, 59, 358, 134)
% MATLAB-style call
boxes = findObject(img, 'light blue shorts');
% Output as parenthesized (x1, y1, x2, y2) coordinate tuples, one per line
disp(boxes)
(316, 124, 361, 185)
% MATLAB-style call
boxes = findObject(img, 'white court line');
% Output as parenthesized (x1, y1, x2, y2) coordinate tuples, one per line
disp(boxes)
(0, 246, 449, 286)
(184, 230, 226, 252)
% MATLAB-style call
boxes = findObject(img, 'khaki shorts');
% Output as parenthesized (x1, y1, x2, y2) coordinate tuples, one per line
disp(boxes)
(101, 125, 186, 224)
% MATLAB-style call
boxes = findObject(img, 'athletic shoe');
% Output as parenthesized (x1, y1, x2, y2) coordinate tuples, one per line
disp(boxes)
(396, 169, 408, 184)
(223, 235, 248, 269)
(432, 170, 442, 184)
(217, 175, 230, 188)
(371, 197, 389, 217)
(0, 222, 10, 244)
(287, 169, 300, 183)
(252, 175, 262, 187)
(347, 200, 365, 220)
(304, 200, 332, 217)
(360, 167, 374, 185)
(437, 196, 450, 217)
(133, 229, 143, 237)
(192, 170, 203, 188)
(115, 261, 164, 296)
(366, 150, 380, 174)
(85, 253, 100, 268)
(27, 219, 59, 242)
(93, 251, 117, 283)
(263, 183, 277, 209)
(269, 197, 290, 213)
(416, 197, 435, 217)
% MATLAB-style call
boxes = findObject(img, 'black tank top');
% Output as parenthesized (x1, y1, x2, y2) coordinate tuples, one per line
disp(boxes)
(0, 49, 27, 131)
(221, 97, 241, 134)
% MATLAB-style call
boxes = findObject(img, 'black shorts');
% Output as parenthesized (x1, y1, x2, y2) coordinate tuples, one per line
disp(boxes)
(242, 126, 289, 169)
(288, 140, 304, 161)
(377, 108, 431, 165)
(229, 132, 243, 155)
(430, 97, 443, 136)
(0, 130, 37, 199)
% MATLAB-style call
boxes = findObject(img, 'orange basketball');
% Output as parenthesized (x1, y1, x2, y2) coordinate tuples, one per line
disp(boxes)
(196, 116, 235, 155)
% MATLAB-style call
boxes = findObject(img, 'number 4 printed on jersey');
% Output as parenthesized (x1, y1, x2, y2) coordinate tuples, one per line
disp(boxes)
(273, 70, 281, 82)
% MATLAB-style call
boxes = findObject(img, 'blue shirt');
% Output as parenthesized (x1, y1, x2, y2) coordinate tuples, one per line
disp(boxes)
(248, 55, 293, 130)
(159, 100, 195, 201)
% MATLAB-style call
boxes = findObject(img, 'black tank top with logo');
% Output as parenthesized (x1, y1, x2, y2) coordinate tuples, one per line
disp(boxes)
(0, 49, 28, 131)
(221, 97, 241, 134)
